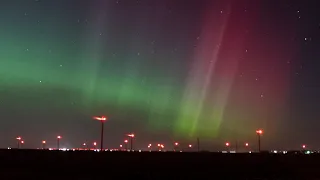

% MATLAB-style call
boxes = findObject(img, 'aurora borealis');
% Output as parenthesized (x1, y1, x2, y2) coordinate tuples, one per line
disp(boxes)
(0, 0, 319, 149)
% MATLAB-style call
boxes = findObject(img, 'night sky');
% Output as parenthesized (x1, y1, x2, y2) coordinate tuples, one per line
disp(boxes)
(0, 0, 319, 150)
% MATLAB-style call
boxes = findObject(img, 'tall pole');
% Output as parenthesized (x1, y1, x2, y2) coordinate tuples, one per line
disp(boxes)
(101, 120, 104, 151)
(16, 137, 21, 149)
(225, 142, 230, 152)
(57, 138, 60, 150)
(42, 141, 46, 149)
(93, 116, 107, 151)
(256, 129, 263, 152)
(124, 140, 128, 151)
(197, 137, 200, 152)
(174, 142, 178, 151)
(127, 134, 134, 151)
(258, 134, 261, 152)
(235, 140, 238, 152)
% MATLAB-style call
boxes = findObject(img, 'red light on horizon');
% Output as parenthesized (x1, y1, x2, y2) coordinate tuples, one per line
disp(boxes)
(93, 142, 97, 146)
(302, 144, 306, 149)
(127, 134, 135, 138)
(245, 143, 249, 147)
(124, 140, 128, 143)
(174, 142, 178, 146)
(256, 129, 263, 135)
(21, 141, 24, 144)
(226, 142, 230, 147)
(42, 140, 46, 144)
(188, 144, 192, 148)
(57, 136, 61, 139)
(93, 116, 108, 121)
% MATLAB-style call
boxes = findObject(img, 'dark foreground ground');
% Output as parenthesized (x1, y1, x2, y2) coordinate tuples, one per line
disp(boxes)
(1, 149, 320, 179)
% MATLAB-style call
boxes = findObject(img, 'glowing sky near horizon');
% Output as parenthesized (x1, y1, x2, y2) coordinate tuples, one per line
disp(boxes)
(0, 0, 319, 149)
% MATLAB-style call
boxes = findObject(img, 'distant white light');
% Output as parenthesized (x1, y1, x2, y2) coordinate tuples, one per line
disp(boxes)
(306, 151, 311, 154)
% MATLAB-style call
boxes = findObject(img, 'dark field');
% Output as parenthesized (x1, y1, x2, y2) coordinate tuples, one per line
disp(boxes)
(1, 150, 320, 179)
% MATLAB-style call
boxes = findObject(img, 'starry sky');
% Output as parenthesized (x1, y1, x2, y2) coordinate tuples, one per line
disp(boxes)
(0, 0, 319, 150)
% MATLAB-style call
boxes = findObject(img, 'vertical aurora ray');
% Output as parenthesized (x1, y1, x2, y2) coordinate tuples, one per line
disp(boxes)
(79, 1, 112, 109)
(174, 2, 264, 138)
(175, 4, 231, 138)
(173, 0, 298, 140)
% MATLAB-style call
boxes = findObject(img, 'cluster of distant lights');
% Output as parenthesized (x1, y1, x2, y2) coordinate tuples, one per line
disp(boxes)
(11, 116, 197, 152)
(11, 126, 314, 154)
(9, 135, 315, 154)
(13, 134, 194, 152)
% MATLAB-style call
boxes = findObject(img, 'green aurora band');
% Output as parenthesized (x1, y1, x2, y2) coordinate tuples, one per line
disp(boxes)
(0, 1, 292, 143)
